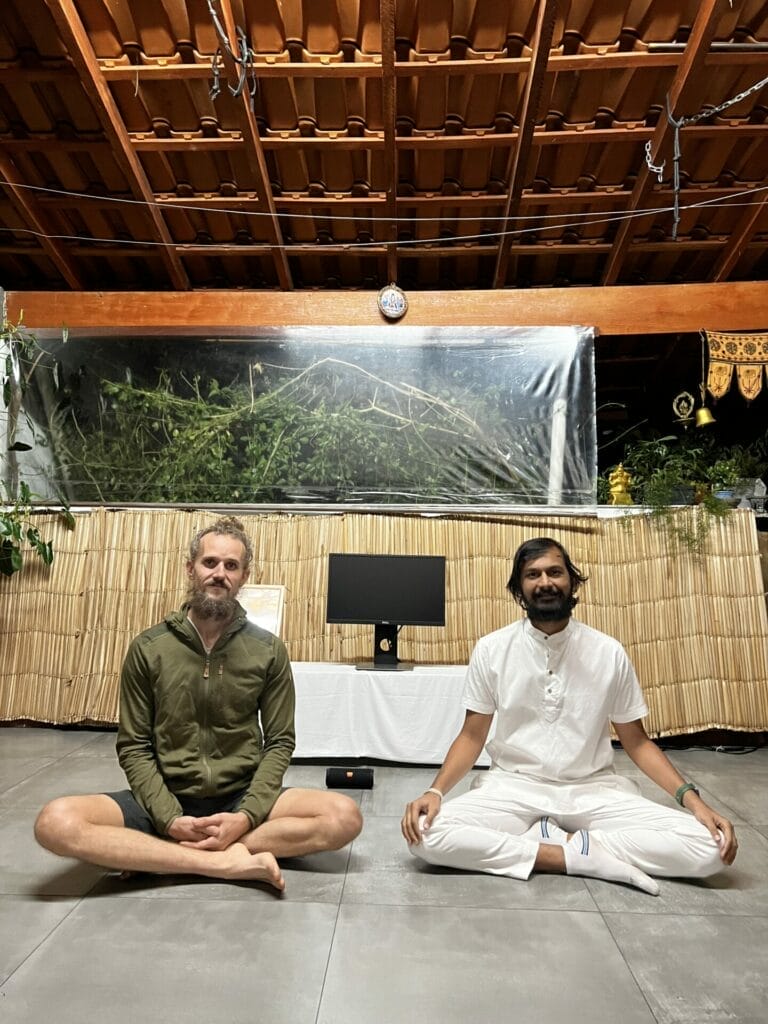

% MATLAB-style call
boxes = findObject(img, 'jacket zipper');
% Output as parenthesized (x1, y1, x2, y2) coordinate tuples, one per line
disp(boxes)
(202, 654, 212, 792)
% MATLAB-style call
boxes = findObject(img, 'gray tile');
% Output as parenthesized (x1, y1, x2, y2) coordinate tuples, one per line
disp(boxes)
(586, 825, 768, 916)
(0, 807, 105, 897)
(63, 731, 118, 758)
(615, 773, 749, 826)
(318, 904, 656, 1024)
(0, 756, 127, 810)
(665, 745, 768, 775)
(282, 763, 331, 787)
(359, 764, 477, 815)
(0, 727, 103, 758)
(0, 896, 78, 985)
(605, 912, 768, 1024)
(689, 768, 768, 826)
(0, 757, 56, 793)
(343, 814, 597, 911)
(0, 898, 336, 1024)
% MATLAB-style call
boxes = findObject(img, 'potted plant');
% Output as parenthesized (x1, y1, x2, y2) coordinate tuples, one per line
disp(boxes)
(601, 432, 766, 552)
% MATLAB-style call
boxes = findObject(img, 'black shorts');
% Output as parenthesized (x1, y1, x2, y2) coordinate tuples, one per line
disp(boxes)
(105, 789, 249, 836)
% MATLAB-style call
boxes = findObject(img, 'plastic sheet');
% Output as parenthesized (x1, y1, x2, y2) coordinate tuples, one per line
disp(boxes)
(26, 325, 596, 506)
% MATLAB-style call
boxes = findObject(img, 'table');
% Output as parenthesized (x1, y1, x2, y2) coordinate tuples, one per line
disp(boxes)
(292, 662, 490, 765)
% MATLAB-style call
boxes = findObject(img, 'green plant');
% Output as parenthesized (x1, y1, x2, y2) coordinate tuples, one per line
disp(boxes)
(602, 432, 767, 553)
(54, 356, 545, 505)
(1, 301, 74, 576)
(0, 479, 71, 576)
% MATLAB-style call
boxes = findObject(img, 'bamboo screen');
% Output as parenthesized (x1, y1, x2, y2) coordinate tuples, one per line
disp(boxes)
(1, 507, 766, 737)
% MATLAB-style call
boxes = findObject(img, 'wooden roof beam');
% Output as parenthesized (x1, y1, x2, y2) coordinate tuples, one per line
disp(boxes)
(600, 0, 722, 286)
(214, 0, 292, 289)
(710, 191, 768, 280)
(493, 0, 559, 288)
(95, 49, 768, 83)
(0, 154, 83, 289)
(381, 0, 398, 284)
(43, 0, 190, 290)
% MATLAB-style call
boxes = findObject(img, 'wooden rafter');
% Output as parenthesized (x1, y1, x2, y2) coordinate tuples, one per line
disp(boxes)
(711, 191, 768, 280)
(215, 0, 292, 289)
(600, 0, 723, 286)
(381, 0, 398, 284)
(493, 0, 559, 287)
(0, 154, 83, 289)
(43, 0, 190, 290)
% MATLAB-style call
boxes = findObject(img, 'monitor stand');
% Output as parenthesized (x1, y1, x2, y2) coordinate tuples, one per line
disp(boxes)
(355, 623, 414, 671)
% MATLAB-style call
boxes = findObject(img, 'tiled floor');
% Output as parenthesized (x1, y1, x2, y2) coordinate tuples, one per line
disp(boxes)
(1, 727, 767, 1024)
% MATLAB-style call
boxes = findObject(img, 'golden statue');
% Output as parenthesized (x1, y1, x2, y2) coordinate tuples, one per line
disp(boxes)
(608, 463, 633, 506)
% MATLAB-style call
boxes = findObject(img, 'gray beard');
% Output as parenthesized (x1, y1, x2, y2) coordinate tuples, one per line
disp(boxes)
(186, 587, 239, 621)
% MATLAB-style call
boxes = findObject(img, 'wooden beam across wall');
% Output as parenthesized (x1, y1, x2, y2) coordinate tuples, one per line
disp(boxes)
(6, 281, 768, 338)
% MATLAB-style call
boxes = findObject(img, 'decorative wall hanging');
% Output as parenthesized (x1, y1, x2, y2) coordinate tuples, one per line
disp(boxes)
(703, 329, 768, 402)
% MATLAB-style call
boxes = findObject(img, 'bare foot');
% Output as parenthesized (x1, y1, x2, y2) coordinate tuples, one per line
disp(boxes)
(218, 843, 285, 891)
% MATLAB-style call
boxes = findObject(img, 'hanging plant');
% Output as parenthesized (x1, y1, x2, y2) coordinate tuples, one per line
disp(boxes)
(1, 301, 74, 577)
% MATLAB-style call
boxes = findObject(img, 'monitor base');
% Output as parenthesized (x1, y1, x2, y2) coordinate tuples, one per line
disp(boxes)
(355, 660, 415, 672)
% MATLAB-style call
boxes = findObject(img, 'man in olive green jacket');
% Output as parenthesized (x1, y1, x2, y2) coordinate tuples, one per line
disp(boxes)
(35, 517, 362, 891)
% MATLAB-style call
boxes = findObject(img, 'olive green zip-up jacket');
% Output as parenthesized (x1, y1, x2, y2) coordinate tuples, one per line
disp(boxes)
(116, 605, 296, 834)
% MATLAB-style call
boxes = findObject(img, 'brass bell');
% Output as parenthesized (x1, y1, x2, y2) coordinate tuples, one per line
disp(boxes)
(695, 405, 716, 427)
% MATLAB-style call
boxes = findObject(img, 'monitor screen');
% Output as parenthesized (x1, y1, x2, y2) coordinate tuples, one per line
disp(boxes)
(326, 553, 446, 627)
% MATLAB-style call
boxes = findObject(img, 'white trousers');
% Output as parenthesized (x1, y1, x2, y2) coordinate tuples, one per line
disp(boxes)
(411, 769, 723, 881)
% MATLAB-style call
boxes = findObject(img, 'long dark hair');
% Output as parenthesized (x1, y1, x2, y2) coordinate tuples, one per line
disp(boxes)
(506, 537, 588, 609)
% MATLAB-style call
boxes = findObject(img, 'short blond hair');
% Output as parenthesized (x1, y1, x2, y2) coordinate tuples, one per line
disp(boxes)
(188, 516, 253, 571)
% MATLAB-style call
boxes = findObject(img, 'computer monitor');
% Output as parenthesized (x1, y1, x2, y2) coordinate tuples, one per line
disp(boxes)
(326, 553, 446, 670)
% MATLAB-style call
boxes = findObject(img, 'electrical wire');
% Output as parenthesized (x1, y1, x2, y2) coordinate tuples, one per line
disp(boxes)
(1, 182, 766, 253)
(3, 179, 767, 225)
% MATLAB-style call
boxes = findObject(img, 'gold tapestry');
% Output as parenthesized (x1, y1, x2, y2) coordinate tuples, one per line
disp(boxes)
(704, 329, 768, 401)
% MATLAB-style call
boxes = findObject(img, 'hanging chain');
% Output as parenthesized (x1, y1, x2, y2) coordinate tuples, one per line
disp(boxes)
(644, 140, 666, 181)
(644, 71, 768, 238)
(206, 1, 258, 107)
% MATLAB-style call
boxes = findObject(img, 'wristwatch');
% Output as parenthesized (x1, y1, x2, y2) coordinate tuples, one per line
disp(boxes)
(675, 782, 700, 805)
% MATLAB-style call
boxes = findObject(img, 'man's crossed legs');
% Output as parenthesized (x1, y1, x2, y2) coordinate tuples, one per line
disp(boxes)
(409, 771, 723, 895)
(35, 787, 363, 892)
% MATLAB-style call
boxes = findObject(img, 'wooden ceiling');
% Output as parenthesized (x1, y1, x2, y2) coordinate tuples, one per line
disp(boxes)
(1, 2, 768, 450)
(1, 0, 767, 295)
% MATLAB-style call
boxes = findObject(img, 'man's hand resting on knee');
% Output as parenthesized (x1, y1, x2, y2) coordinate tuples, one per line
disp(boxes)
(168, 811, 251, 850)
(401, 791, 442, 845)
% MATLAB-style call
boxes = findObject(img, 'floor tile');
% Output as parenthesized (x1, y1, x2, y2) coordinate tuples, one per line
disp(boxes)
(62, 731, 118, 758)
(605, 912, 768, 1024)
(359, 764, 476, 815)
(665, 745, 768, 775)
(318, 904, 656, 1024)
(0, 807, 106, 897)
(1, 727, 765, 1024)
(0, 756, 127, 810)
(613, 773, 749, 825)
(689, 768, 768, 826)
(0, 757, 56, 793)
(0, 727, 103, 758)
(585, 824, 768, 916)
(0, 896, 78, 985)
(343, 814, 597, 911)
(0, 898, 337, 1024)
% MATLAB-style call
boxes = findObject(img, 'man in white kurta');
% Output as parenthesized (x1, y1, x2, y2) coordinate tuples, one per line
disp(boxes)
(402, 538, 737, 895)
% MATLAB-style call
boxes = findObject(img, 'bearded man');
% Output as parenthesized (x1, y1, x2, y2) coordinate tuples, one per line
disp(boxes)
(35, 517, 361, 891)
(402, 537, 737, 895)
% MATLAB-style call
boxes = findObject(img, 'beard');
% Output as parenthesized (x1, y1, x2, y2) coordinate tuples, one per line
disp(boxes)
(524, 588, 576, 623)
(186, 579, 239, 620)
